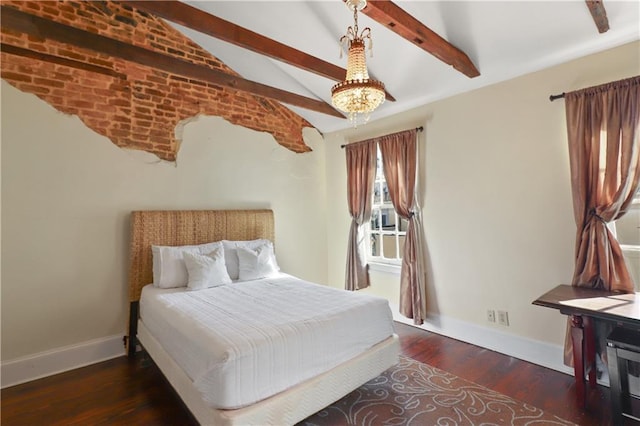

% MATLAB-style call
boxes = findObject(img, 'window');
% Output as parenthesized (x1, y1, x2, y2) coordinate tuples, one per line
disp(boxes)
(611, 186, 640, 289)
(368, 146, 408, 265)
(612, 186, 640, 247)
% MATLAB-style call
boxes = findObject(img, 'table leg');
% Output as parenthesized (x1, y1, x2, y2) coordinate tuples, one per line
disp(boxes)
(583, 316, 597, 386)
(570, 314, 586, 407)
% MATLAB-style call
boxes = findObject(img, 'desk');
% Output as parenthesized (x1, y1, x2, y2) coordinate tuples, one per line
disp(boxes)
(533, 285, 640, 406)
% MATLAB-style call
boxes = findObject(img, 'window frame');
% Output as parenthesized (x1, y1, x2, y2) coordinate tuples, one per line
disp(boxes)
(610, 186, 640, 290)
(366, 145, 406, 268)
(610, 186, 640, 251)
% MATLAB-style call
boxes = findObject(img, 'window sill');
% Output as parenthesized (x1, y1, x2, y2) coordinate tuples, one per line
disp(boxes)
(368, 261, 401, 275)
(621, 245, 640, 258)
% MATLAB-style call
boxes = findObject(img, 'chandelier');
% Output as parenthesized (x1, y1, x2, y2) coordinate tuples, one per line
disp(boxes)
(331, 0, 385, 125)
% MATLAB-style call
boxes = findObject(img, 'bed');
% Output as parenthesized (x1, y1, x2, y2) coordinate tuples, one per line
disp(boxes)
(127, 209, 399, 425)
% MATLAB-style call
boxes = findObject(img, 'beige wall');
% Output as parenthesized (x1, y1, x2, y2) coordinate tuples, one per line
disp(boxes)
(2, 40, 638, 366)
(1, 82, 327, 360)
(324, 41, 640, 348)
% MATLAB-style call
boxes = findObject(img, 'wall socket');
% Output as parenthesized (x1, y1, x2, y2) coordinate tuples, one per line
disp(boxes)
(497, 310, 510, 326)
(487, 309, 496, 323)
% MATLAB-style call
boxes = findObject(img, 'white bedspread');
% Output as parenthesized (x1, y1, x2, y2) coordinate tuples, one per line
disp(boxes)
(139, 273, 395, 409)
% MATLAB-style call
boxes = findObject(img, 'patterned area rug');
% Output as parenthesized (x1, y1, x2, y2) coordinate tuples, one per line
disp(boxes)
(300, 355, 576, 426)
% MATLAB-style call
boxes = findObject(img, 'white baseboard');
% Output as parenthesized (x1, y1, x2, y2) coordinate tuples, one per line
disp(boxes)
(392, 309, 640, 394)
(1, 334, 125, 388)
(4, 312, 628, 391)
(391, 307, 575, 377)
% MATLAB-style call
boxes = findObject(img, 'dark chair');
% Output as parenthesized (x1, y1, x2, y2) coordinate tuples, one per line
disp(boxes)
(606, 327, 640, 425)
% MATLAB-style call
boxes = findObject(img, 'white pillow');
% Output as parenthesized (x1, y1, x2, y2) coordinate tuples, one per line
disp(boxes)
(152, 241, 223, 288)
(237, 244, 280, 281)
(183, 249, 232, 291)
(222, 239, 276, 280)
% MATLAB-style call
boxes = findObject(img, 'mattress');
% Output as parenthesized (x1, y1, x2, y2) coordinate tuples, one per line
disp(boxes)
(139, 273, 395, 409)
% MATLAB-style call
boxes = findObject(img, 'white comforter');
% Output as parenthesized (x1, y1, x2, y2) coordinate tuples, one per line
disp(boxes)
(139, 273, 395, 409)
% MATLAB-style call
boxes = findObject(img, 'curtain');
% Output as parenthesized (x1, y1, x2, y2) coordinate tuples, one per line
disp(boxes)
(345, 140, 377, 291)
(379, 129, 428, 325)
(563, 75, 640, 366)
(566, 75, 640, 292)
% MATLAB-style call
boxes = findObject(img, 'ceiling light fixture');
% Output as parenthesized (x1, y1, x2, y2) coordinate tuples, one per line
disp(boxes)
(331, 0, 385, 125)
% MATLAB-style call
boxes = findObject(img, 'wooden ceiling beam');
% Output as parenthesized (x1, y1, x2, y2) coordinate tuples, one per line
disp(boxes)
(121, 0, 396, 102)
(361, 1, 480, 78)
(585, 1, 610, 33)
(1, 43, 126, 79)
(0, 6, 344, 118)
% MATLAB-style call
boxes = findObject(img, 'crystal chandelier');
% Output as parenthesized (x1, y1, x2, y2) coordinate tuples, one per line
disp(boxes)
(331, 0, 385, 125)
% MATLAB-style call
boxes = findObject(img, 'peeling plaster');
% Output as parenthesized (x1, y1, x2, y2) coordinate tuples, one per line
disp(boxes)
(174, 114, 202, 152)
(173, 114, 327, 185)
(0, 0, 315, 160)
(122, 148, 176, 167)
(111, 113, 327, 172)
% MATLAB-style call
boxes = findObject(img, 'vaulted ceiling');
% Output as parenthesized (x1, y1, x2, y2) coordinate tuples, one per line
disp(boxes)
(163, 0, 639, 134)
(4, 1, 640, 135)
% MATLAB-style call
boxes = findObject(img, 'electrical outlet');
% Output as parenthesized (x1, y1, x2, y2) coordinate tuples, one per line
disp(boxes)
(497, 310, 509, 326)
(487, 309, 496, 323)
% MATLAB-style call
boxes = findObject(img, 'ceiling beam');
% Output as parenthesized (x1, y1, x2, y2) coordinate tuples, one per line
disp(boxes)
(361, 0, 480, 78)
(0, 6, 344, 118)
(585, 1, 610, 33)
(121, 0, 396, 102)
(1, 43, 126, 79)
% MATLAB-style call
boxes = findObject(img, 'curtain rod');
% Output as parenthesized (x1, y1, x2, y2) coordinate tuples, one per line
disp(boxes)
(340, 126, 424, 149)
(550, 76, 640, 102)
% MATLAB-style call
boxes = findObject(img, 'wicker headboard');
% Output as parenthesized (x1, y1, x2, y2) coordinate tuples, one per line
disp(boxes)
(128, 209, 274, 302)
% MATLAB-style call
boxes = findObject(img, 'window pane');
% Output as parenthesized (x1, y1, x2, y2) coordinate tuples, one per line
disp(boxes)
(382, 234, 397, 259)
(382, 181, 391, 203)
(616, 207, 640, 245)
(399, 217, 409, 232)
(398, 235, 406, 258)
(381, 207, 396, 229)
(370, 233, 380, 257)
(366, 144, 405, 263)
(625, 255, 640, 291)
(370, 208, 380, 230)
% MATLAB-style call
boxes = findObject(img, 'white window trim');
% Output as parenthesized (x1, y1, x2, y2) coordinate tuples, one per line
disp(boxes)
(368, 260, 402, 275)
(620, 244, 640, 258)
(367, 145, 406, 265)
(614, 189, 640, 291)
(609, 189, 639, 246)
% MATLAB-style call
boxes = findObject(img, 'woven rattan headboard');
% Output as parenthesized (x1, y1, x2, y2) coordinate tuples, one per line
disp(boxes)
(128, 209, 274, 302)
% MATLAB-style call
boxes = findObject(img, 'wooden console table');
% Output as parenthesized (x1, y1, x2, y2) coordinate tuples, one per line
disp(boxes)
(533, 285, 640, 407)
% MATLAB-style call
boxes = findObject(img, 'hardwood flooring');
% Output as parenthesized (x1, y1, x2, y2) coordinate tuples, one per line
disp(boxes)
(1, 322, 617, 425)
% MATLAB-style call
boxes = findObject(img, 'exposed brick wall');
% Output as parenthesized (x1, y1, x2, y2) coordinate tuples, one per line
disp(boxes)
(0, 1, 313, 160)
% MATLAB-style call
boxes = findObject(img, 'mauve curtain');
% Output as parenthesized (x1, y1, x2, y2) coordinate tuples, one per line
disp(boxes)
(563, 75, 640, 366)
(567, 75, 640, 292)
(345, 140, 377, 291)
(379, 129, 428, 325)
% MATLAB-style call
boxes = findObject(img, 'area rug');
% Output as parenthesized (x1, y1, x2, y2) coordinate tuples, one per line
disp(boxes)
(299, 355, 576, 426)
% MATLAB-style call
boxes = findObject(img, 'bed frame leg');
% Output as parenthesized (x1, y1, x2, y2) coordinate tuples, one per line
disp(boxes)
(128, 301, 139, 358)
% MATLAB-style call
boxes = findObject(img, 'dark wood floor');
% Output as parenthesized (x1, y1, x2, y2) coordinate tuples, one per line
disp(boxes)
(1, 322, 617, 425)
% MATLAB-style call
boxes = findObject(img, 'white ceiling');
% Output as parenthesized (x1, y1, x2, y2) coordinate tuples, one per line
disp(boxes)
(172, 1, 640, 133)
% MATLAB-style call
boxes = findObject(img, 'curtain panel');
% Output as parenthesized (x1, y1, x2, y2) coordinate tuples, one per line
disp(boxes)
(563, 75, 640, 367)
(345, 140, 377, 291)
(566, 75, 640, 292)
(378, 129, 428, 325)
